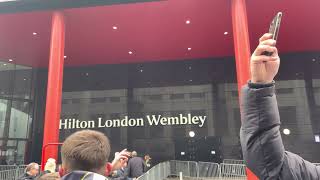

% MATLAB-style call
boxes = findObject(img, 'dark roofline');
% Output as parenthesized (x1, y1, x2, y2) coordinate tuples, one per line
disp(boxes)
(0, 0, 164, 14)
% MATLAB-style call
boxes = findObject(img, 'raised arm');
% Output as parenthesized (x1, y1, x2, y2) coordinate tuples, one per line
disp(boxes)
(240, 33, 320, 179)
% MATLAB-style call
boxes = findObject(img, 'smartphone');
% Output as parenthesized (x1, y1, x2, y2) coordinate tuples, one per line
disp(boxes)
(262, 12, 282, 56)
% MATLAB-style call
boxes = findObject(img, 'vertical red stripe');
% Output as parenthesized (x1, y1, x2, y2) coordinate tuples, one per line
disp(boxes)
(232, 0, 251, 95)
(231, 0, 258, 180)
(41, 11, 65, 167)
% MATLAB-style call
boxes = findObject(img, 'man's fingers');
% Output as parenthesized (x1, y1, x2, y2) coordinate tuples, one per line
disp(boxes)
(117, 149, 130, 156)
(119, 155, 128, 159)
(253, 45, 277, 56)
(260, 39, 276, 46)
(251, 55, 278, 63)
(114, 149, 130, 162)
(119, 149, 127, 153)
(120, 151, 131, 157)
(259, 33, 273, 43)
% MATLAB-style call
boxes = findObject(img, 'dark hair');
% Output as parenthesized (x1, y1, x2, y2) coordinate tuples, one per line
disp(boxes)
(61, 130, 111, 173)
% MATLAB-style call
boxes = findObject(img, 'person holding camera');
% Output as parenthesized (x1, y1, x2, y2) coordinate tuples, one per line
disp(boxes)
(240, 33, 320, 179)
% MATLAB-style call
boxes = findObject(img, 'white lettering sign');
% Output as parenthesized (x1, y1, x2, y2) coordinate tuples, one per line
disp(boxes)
(59, 113, 207, 130)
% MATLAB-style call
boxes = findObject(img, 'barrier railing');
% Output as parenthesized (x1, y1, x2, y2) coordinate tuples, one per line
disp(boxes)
(0, 165, 17, 172)
(170, 160, 198, 177)
(0, 169, 16, 180)
(223, 159, 245, 165)
(0, 165, 40, 180)
(220, 163, 247, 179)
(137, 161, 248, 180)
(137, 161, 170, 180)
(198, 161, 220, 178)
(16, 165, 28, 178)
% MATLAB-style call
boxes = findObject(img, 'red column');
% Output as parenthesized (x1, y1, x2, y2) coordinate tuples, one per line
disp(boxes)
(231, 1, 258, 180)
(41, 11, 65, 166)
(231, 0, 251, 94)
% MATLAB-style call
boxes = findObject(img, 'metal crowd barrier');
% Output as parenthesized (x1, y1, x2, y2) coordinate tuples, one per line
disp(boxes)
(0, 165, 17, 172)
(220, 163, 247, 179)
(138, 161, 170, 180)
(0, 165, 38, 180)
(137, 161, 247, 180)
(197, 161, 220, 178)
(0, 169, 16, 180)
(222, 159, 245, 165)
(15, 165, 28, 179)
(170, 160, 198, 177)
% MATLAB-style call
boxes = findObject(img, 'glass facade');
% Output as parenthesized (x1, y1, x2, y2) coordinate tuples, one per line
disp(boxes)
(0, 53, 320, 165)
(0, 62, 34, 165)
(0, 0, 318, 168)
(21, 52, 320, 164)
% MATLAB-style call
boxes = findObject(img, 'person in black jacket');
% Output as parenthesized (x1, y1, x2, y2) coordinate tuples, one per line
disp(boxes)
(240, 33, 320, 179)
(126, 151, 145, 178)
(18, 163, 39, 180)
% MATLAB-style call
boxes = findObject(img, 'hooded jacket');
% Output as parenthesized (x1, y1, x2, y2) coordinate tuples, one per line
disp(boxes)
(240, 83, 320, 179)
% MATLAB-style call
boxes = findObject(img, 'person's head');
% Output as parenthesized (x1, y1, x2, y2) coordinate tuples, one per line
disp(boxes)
(25, 163, 39, 176)
(61, 130, 111, 175)
(131, 151, 137, 157)
(45, 158, 57, 173)
(144, 154, 151, 161)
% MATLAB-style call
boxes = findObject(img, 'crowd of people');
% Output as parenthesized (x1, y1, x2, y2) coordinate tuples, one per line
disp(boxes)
(18, 130, 152, 180)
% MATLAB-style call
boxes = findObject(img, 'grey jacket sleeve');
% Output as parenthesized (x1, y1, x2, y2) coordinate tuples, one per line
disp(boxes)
(240, 84, 320, 180)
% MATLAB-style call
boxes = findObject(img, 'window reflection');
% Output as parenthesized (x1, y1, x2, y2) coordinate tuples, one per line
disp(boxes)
(9, 101, 31, 139)
(16, 141, 27, 164)
(0, 62, 15, 98)
(13, 65, 32, 99)
(0, 61, 33, 165)
(0, 99, 8, 138)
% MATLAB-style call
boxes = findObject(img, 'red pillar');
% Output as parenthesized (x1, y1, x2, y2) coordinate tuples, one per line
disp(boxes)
(231, 0, 258, 180)
(231, 0, 251, 94)
(41, 11, 65, 166)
